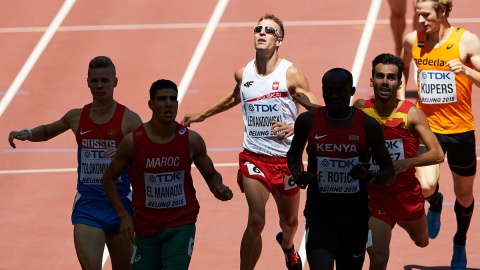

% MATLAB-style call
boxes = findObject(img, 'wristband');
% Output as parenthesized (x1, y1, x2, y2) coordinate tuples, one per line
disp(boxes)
(21, 128, 32, 140)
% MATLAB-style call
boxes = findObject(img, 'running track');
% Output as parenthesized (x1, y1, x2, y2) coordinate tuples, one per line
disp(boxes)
(1, 0, 480, 269)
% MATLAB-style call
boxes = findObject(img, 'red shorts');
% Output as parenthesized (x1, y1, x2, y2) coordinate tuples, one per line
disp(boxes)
(368, 183, 425, 228)
(237, 150, 299, 196)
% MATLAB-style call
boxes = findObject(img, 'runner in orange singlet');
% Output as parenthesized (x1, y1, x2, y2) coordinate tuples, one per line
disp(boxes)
(401, 1, 480, 268)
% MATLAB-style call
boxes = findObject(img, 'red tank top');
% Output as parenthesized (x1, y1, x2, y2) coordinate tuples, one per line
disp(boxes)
(363, 99, 420, 193)
(130, 123, 199, 236)
(304, 107, 370, 224)
(75, 103, 130, 197)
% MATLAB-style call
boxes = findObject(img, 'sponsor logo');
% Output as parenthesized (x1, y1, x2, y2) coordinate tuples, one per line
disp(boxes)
(244, 81, 254, 88)
(80, 130, 92, 135)
(353, 253, 364, 259)
(315, 134, 328, 139)
(446, 43, 454, 49)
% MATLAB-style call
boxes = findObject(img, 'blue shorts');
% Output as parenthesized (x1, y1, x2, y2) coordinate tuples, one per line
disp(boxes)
(71, 192, 133, 234)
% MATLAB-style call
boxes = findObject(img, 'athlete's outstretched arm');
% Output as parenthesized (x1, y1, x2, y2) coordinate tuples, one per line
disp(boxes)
(181, 68, 244, 127)
(8, 108, 80, 148)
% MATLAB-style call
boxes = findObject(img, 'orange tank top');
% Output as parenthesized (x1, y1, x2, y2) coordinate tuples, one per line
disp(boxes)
(412, 27, 474, 134)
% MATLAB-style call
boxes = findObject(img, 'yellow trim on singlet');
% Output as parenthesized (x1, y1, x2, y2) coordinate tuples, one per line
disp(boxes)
(362, 107, 408, 129)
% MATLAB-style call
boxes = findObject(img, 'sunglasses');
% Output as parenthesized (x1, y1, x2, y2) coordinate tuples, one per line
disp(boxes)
(253, 25, 279, 37)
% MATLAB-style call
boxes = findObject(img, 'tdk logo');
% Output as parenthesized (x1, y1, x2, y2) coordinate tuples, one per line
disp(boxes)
(422, 72, 452, 80)
(244, 81, 254, 88)
(249, 104, 279, 112)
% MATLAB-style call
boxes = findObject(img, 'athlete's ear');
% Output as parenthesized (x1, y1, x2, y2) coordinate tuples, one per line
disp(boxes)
(114, 77, 118, 88)
(276, 38, 283, 46)
(148, 99, 154, 111)
(370, 78, 373, 87)
(351, 86, 356, 96)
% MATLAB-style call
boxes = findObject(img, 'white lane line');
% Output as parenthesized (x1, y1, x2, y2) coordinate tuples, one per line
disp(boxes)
(299, 0, 382, 265)
(177, 0, 229, 103)
(350, 0, 382, 87)
(0, 163, 240, 175)
(0, 0, 76, 118)
(2, 18, 480, 33)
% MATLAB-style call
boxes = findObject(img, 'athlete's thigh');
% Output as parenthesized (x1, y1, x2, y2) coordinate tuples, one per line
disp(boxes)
(307, 249, 335, 270)
(131, 235, 162, 270)
(243, 176, 270, 219)
(106, 233, 132, 270)
(336, 222, 368, 270)
(398, 214, 428, 245)
(74, 224, 106, 270)
(387, 0, 406, 14)
(367, 217, 392, 260)
(416, 164, 440, 189)
(272, 190, 300, 224)
(444, 132, 477, 176)
(160, 224, 196, 270)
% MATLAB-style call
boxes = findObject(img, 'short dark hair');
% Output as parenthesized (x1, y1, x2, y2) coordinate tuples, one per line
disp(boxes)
(149, 79, 178, 100)
(322, 68, 353, 87)
(88, 56, 116, 75)
(371, 53, 404, 80)
(258, 13, 285, 39)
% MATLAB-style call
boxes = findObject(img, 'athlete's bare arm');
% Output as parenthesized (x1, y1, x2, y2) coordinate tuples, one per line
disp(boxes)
(181, 68, 244, 127)
(8, 108, 81, 148)
(352, 99, 366, 110)
(101, 133, 135, 249)
(121, 108, 143, 136)
(287, 65, 320, 110)
(399, 31, 417, 99)
(393, 106, 444, 173)
(453, 31, 480, 88)
(189, 130, 233, 201)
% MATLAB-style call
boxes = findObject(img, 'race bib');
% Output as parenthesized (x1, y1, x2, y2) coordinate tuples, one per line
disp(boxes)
(245, 100, 283, 137)
(316, 156, 359, 194)
(369, 139, 405, 173)
(418, 70, 457, 104)
(144, 171, 186, 209)
(79, 148, 121, 185)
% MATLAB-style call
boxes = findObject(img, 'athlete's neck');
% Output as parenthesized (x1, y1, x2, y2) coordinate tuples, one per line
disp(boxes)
(89, 100, 117, 122)
(426, 21, 452, 46)
(374, 98, 401, 118)
(255, 51, 281, 76)
(145, 120, 176, 144)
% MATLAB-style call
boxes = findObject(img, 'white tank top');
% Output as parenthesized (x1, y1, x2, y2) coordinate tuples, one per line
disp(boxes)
(240, 59, 299, 156)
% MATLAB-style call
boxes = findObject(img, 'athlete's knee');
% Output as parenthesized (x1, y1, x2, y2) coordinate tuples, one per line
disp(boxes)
(279, 213, 298, 229)
(247, 213, 266, 233)
(368, 253, 388, 270)
(414, 236, 429, 248)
